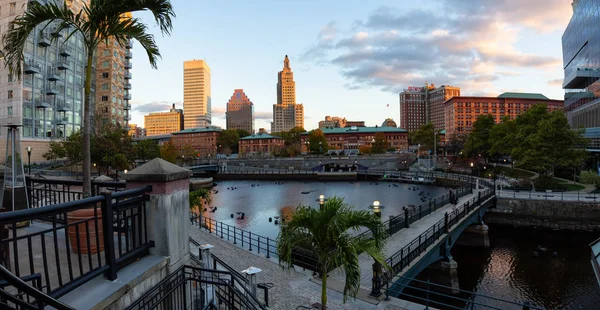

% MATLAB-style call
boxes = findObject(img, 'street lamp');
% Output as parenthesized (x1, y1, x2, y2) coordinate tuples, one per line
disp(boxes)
(26, 146, 32, 175)
(370, 200, 383, 218)
(305, 141, 310, 155)
(319, 141, 323, 155)
(317, 194, 327, 209)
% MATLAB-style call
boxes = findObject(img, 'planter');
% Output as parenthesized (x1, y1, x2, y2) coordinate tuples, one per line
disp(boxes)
(67, 208, 104, 254)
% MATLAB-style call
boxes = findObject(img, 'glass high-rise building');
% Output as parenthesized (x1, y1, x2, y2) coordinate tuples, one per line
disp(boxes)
(0, 0, 89, 162)
(562, 0, 600, 130)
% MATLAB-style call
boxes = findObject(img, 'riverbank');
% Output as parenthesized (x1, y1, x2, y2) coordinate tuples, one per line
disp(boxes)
(485, 198, 600, 231)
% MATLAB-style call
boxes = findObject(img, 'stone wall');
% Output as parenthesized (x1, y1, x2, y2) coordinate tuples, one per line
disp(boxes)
(485, 198, 600, 231)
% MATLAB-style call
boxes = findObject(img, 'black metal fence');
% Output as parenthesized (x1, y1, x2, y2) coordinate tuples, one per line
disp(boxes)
(219, 168, 316, 175)
(0, 186, 153, 302)
(125, 265, 267, 310)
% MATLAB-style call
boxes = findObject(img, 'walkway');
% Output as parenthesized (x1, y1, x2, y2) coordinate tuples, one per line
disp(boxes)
(329, 190, 481, 292)
(190, 227, 434, 310)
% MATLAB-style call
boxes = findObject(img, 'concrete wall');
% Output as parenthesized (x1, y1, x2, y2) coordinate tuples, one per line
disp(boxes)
(221, 154, 414, 171)
(485, 198, 600, 231)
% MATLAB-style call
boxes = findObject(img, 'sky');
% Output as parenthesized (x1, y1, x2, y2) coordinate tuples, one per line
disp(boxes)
(129, 0, 572, 131)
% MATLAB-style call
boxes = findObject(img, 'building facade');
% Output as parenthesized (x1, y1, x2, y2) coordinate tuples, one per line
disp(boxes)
(183, 60, 211, 129)
(226, 89, 254, 133)
(399, 83, 460, 131)
(0, 0, 88, 162)
(238, 133, 285, 157)
(562, 0, 600, 131)
(170, 127, 220, 157)
(381, 118, 397, 127)
(301, 127, 408, 153)
(345, 120, 365, 127)
(94, 29, 133, 127)
(271, 55, 304, 132)
(318, 116, 347, 129)
(444, 93, 564, 136)
(144, 104, 183, 136)
(127, 124, 145, 138)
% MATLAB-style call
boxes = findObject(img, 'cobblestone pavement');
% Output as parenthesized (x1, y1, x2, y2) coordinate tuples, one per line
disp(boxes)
(329, 190, 481, 291)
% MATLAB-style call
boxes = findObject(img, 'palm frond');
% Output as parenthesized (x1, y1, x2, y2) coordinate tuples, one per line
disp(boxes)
(102, 0, 175, 35)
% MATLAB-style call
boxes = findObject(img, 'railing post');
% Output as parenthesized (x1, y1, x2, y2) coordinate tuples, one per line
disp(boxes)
(101, 192, 118, 281)
(266, 238, 271, 258)
(233, 226, 237, 244)
(404, 207, 410, 228)
(369, 262, 382, 297)
(249, 232, 252, 251)
(444, 212, 449, 233)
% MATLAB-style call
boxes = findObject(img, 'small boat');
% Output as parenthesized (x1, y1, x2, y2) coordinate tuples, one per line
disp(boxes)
(301, 191, 311, 194)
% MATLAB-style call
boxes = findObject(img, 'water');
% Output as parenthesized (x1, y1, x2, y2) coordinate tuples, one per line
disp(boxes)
(204, 180, 447, 239)
(451, 226, 600, 309)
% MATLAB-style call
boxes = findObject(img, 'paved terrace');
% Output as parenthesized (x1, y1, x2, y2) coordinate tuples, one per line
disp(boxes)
(329, 189, 482, 291)
(190, 226, 435, 310)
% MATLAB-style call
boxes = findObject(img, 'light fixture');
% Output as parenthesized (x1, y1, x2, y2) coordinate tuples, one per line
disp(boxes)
(124, 169, 128, 174)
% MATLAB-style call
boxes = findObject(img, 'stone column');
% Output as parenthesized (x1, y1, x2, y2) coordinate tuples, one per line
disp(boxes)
(123, 158, 191, 271)
(456, 224, 490, 247)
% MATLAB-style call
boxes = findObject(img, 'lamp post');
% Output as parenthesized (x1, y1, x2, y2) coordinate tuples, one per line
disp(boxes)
(26, 145, 32, 175)
(319, 141, 322, 155)
(368, 199, 384, 298)
(317, 194, 327, 209)
(305, 141, 310, 155)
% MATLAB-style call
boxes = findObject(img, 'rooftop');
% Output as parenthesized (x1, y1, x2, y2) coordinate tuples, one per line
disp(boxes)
(304, 126, 407, 135)
(497, 92, 549, 100)
(239, 133, 283, 140)
(172, 127, 221, 135)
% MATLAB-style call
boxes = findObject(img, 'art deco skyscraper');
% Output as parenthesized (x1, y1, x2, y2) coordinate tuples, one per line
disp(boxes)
(271, 55, 304, 132)
(226, 89, 254, 133)
(183, 60, 211, 129)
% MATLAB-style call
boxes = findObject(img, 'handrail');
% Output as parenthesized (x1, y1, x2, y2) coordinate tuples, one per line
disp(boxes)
(0, 195, 104, 222)
(0, 264, 75, 310)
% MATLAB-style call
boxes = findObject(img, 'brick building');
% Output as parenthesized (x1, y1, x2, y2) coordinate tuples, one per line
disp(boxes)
(444, 92, 564, 136)
(226, 89, 254, 133)
(319, 116, 347, 129)
(300, 126, 408, 153)
(170, 127, 221, 157)
(399, 83, 460, 131)
(239, 133, 285, 157)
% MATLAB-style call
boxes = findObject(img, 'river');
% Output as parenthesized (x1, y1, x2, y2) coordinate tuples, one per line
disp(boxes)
(203, 180, 600, 309)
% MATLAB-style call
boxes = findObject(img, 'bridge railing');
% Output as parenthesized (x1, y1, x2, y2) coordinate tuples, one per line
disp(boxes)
(497, 189, 599, 201)
(376, 188, 495, 295)
(385, 275, 543, 310)
(218, 168, 316, 175)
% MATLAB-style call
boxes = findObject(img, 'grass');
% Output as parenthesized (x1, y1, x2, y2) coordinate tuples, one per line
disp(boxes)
(492, 166, 536, 179)
(555, 179, 586, 191)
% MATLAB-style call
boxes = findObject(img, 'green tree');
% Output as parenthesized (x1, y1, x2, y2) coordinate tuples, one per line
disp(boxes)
(463, 114, 495, 160)
(277, 197, 388, 309)
(371, 132, 388, 154)
(307, 129, 328, 154)
(181, 144, 196, 163)
(135, 139, 160, 161)
(43, 140, 66, 165)
(272, 127, 306, 157)
(235, 129, 251, 139)
(160, 140, 178, 163)
(2, 0, 175, 196)
(63, 130, 83, 164)
(217, 129, 241, 154)
(410, 122, 437, 153)
(189, 188, 212, 210)
(489, 115, 516, 157)
(446, 133, 466, 157)
(92, 124, 134, 176)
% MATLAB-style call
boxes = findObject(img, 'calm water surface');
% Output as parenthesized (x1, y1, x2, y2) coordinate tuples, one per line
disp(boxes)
(204, 180, 447, 239)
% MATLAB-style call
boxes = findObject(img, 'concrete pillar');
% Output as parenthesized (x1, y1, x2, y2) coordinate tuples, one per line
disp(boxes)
(123, 158, 192, 271)
(242, 266, 262, 296)
(456, 224, 490, 247)
(421, 260, 460, 295)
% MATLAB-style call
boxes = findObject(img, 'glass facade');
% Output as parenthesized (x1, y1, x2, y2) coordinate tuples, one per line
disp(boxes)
(562, 0, 600, 129)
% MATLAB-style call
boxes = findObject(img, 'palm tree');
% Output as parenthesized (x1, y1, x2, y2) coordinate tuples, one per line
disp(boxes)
(2, 0, 175, 197)
(277, 197, 388, 309)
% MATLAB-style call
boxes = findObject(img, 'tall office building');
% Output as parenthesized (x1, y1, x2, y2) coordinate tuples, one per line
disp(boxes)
(271, 55, 304, 132)
(226, 89, 254, 133)
(0, 0, 89, 162)
(399, 83, 460, 131)
(183, 60, 211, 129)
(144, 104, 183, 136)
(562, 0, 600, 130)
(94, 25, 133, 127)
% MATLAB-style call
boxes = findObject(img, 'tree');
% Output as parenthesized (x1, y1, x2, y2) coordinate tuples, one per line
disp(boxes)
(489, 115, 516, 158)
(446, 133, 466, 157)
(463, 114, 495, 160)
(235, 129, 251, 139)
(2, 0, 175, 197)
(307, 129, 328, 154)
(181, 144, 196, 163)
(189, 188, 212, 211)
(277, 197, 388, 309)
(160, 140, 178, 163)
(92, 124, 134, 176)
(43, 140, 66, 165)
(410, 123, 438, 153)
(273, 127, 306, 157)
(63, 130, 83, 164)
(135, 140, 160, 161)
(358, 145, 372, 154)
(371, 132, 388, 154)
(217, 129, 242, 154)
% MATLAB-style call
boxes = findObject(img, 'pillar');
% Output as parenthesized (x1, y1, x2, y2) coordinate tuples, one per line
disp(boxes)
(420, 260, 460, 295)
(123, 158, 192, 271)
(455, 224, 490, 247)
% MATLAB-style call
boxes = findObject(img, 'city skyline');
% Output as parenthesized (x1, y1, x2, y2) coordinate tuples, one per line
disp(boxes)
(128, 0, 570, 131)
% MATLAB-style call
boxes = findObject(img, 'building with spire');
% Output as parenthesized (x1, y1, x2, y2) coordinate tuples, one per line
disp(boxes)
(226, 89, 254, 133)
(183, 59, 211, 129)
(271, 55, 304, 132)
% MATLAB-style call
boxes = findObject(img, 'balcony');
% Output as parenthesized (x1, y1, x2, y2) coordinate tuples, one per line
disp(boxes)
(59, 47, 72, 57)
(124, 83, 131, 90)
(45, 87, 59, 95)
(56, 101, 70, 111)
(47, 70, 61, 81)
(124, 60, 132, 69)
(124, 72, 132, 79)
(125, 38, 133, 48)
(125, 114, 131, 121)
(35, 97, 51, 108)
(125, 50, 133, 59)
(124, 93, 131, 100)
(124, 103, 131, 110)
(51, 27, 62, 38)
(24, 61, 41, 74)
(38, 32, 51, 47)
(56, 116, 69, 125)
(57, 60, 69, 70)
(564, 68, 600, 89)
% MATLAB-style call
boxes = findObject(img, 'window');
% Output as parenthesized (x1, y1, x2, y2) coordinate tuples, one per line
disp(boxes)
(10, 2, 16, 14)
(102, 83, 109, 90)
(102, 72, 109, 78)
(103, 50, 110, 56)
(7, 90, 13, 99)
(102, 61, 109, 68)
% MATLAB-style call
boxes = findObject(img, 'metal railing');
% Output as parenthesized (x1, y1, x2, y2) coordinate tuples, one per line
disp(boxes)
(125, 265, 266, 310)
(497, 189, 600, 201)
(219, 168, 317, 175)
(387, 275, 543, 310)
(0, 186, 153, 300)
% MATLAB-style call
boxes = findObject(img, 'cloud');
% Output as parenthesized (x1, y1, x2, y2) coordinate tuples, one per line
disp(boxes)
(547, 78, 563, 86)
(255, 111, 272, 120)
(134, 101, 181, 113)
(303, 0, 569, 95)
(212, 107, 272, 121)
